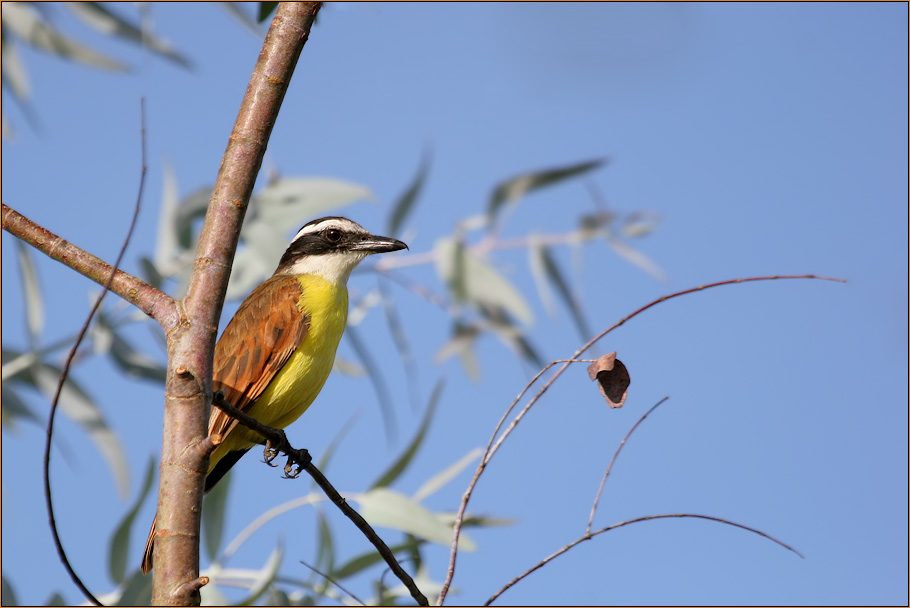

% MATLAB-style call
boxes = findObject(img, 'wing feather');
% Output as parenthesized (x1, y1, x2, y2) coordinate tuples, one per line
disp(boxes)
(208, 274, 309, 439)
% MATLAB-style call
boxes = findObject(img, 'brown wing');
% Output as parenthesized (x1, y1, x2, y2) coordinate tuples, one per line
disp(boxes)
(208, 274, 309, 440)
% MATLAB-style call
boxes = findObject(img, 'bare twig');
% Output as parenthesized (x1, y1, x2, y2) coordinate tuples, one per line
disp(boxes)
(42, 98, 148, 606)
(485, 513, 803, 605)
(438, 274, 843, 604)
(211, 393, 429, 607)
(587, 396, 670, 533)
(298, 559, 366, 606)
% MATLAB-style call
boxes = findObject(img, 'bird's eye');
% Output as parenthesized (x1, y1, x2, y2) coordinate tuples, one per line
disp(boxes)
(324, 228, 342, 243)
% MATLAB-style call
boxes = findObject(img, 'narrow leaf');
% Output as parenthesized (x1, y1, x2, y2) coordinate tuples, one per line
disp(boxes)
(254, 177, 373, 233)
(236, 545, 284, 607)
(33, 365, 130, 498)
(174, 186, 213, 251)
(64, 3, 191, 69)
(218, 2, 262, 35)
(540, 244, 593, 340)
(1, 385, 41, 430)
(138, 257, 164, 290)
(258, 2, 280, 23)
(15, 241, 44, 343)
(345, 325, 397, 445)
(606, 236, 666, 281)
(388, 150, 431, 237)
(108, 457, 156, 583)
(413, 447, 482, 503)
(1, 34, 30, 101)
(314, 511, 335, 574)
(487, 158, 605, 224)
(333, 539, 423, 580)
(435, 237, 534, 325)
(2, 3, 128, 71)
(1, 575, 17, 606)
(154, 160, 181, 270)
(204, 469, 232, 563)
(108, 330, 167, 383)
(357, 488, 475, 550)
(112, 570, 153, 606)
(370, 379, 444, 490)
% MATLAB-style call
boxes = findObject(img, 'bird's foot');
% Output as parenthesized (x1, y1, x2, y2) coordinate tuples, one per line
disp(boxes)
(283, 447, 312, 479)
(263, 431, 288, 467)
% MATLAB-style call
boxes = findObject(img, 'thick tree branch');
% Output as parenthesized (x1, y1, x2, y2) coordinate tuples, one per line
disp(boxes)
(151, 4, 322, 605)
(1, 203, 179, 334)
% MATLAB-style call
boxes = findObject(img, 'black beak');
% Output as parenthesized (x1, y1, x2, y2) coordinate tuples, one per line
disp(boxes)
(351, 234, 408, 254)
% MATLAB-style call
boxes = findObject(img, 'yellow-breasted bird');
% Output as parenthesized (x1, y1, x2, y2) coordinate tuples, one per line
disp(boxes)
(141, 216, 407, 573)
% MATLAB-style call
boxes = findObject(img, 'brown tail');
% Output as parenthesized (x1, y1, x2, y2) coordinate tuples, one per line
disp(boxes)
(141, 514, 157, 574)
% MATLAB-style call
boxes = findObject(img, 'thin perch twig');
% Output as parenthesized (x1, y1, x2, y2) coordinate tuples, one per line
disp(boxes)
(211, 393, 429, 607)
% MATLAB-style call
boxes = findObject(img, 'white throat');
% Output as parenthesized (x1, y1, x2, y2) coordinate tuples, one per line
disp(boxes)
(280, 251, 369, 285)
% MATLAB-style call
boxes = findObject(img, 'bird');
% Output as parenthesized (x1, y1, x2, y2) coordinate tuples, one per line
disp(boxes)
(141, 216, 407, 574)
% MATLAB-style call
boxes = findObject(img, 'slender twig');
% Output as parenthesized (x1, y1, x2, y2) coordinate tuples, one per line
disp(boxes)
(298, 559, 366, 606)
(375, 228, 600, 271)
(438, 274, 844, 604)
(42, 99, 148, 606)
(211, 393, 429, 607)
(485, 513, 803, 606)
(587, 396, 670, 533)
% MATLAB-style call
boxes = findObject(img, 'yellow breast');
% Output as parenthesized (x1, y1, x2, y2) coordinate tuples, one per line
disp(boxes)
(232, 274, 348, 446)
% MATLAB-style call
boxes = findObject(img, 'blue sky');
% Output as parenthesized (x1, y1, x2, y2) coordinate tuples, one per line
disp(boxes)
(2, 2, 907, 605)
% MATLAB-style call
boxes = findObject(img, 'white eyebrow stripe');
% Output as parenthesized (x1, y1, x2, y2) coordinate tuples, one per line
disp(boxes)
(291, 218, 366, 242)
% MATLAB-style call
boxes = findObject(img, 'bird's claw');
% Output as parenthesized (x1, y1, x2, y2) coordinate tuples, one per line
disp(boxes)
(263, 431, 288, 467)
(283, 448, 312, 479)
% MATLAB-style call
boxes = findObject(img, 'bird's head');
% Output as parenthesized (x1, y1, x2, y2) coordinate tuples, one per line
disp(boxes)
(275, 217, 407, 284)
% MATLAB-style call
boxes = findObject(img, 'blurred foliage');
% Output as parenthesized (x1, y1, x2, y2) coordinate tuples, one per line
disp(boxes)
(0, 5, 663, 604)
(1, 153, 660, 604)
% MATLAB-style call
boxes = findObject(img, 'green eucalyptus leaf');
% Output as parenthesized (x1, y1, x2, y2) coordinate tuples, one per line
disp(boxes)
(2, 3, 128, 71)
(370, 379, 444, 489)
(413, 447, 482, 503)
(1, 34, 30, 101)
(33, 365, 130, 498)
(218, 2, 262, 35)
(332, 539, 422, 580)
(388, 151, 431, 238)
(107, 330, 167, 384)
(235, 545, 284, 607)
(606, 236, 666, 281)
(540, 245, 592, 340)
(112, 569, 153, 606)
(258, 2, 280, 23)
(435, 237, 534, 325)
(345, 324, 397, 445)
(314, 511, 335, 574)
(138, 257, 164, 290)
(175, 186, 213, 251)
(2, 574, 18, 606)
(154, 161, 181, 270)
(254, 178, 372, 233)
(357, 488, 475, 550)
(64, 3, 191, 69)
(108, 457, 156, 584)
(487, 158, 605, 224)
(1, 384, 40, 430)
(15, 241, 44, 343)
(204, 469, 232, 564)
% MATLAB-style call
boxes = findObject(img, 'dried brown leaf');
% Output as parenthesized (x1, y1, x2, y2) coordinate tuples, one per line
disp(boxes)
(587, 352, 630, 408)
